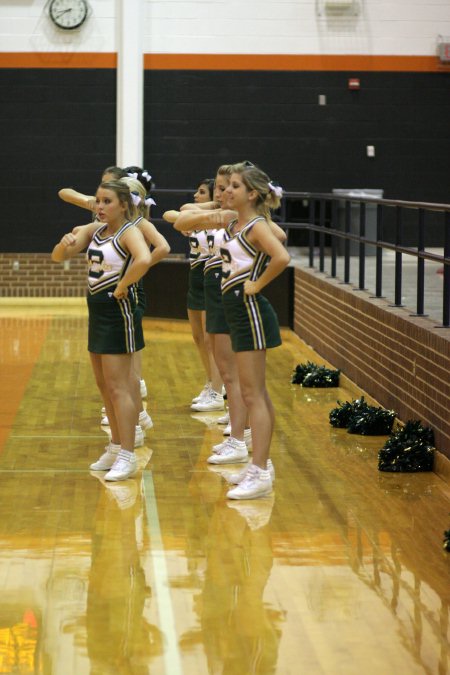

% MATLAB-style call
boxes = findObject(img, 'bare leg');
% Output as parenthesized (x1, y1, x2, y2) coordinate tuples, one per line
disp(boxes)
(101, 353, 138, 451)
(90, 353, 120, 445)
(235, 350, 273, 469)
(211, 333, 247, 440)
(188, 308, 211, 385)
(133, 349, 143, 381)
(202, 313, 222, 393)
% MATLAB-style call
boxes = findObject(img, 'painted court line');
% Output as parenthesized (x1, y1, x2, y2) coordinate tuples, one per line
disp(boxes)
(0, 469, 90, 473)
(143, 472, 183, 675)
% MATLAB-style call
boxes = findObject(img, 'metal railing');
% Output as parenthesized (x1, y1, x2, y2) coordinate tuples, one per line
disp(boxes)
(277, 191, 450, 328)
(152, 188, 450, 328)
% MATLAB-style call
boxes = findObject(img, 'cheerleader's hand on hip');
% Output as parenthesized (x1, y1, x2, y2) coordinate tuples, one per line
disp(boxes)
(113, 283, 128, 300)
(244, 280, 260, 296)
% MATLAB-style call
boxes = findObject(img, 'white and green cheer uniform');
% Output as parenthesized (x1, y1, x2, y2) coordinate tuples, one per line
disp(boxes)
(187, 229, 209, 311)
(220, 217, 281, 352)
(86, 221, 144, 354)
(203, 228, 229, 334)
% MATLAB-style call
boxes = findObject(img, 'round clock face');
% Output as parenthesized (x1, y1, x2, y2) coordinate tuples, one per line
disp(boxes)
(49, 0, 88, 30)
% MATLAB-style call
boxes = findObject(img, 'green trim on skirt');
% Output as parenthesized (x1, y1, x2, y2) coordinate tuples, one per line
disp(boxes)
(187, 261, 206, 311)
(87, 291, 144, 354)
(222, 284, 281, 352)
(204, 267, 229, 334)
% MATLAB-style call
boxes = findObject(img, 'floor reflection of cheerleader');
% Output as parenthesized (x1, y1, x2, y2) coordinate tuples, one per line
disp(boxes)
(87, 477, 163, 674)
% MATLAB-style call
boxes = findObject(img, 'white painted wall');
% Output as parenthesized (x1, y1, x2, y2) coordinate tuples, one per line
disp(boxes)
(0, 0, 449, 56)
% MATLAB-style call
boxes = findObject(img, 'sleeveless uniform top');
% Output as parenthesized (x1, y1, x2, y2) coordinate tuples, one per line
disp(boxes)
(204, 229, 227, 275)
(188, 230, 210, 269)
(87, 221, 135, 299)
(86, 220, 145, 354)
(220, 216, 269, 294)
(219, 216, 281, 351)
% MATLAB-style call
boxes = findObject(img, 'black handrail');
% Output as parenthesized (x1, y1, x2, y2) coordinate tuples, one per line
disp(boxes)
(277, 192, 450, 327)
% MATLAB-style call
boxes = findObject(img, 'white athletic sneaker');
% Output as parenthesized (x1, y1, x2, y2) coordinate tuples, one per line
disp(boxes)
(139, 410, 153, 430)
(100, 407, 109, 426)
(212, 438, 231, 454)
(192, 382, 211, 404)
(227, 459, 275, 485)
(104, 449, 138, 481)
(90, 442, 121, 471)
(140, 379, 148, 398)
(191, 390, 225, 412)
(135, 425, 145, 447)
(221, 424, 251, 442)
(217, 411, 230, 425)
(213, 430, 250, 453)
(207, 437, 248, 464)
(226, 464, 272, 500)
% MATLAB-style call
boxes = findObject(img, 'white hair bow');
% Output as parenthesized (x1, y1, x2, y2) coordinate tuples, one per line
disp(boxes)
(131, 192, 141, 206)
(141, 170, 152, 183)
(268, 182, 283, 198)
(128, 172, 139, 180)
(144, 196, 156, 207)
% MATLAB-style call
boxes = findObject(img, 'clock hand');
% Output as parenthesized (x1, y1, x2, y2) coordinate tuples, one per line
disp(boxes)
(55, 9, 72, 18)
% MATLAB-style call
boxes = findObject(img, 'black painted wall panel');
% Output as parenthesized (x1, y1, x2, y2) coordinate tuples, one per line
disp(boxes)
(144, 70, 450, 209)
(0, 68, 117, 252)
(0, 67, 449, 252)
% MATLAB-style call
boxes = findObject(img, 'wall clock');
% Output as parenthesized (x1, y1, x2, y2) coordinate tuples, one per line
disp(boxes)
(49, 0, 89, 30)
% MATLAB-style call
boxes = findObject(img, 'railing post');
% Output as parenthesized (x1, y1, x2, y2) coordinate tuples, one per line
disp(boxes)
(375, 204, 383, 297)
(394, 206, 403, 307)
(344, 200, 351, 283)
(358, 202, 366, 290)
(319, 198, 325, 273)
(415, 209, 426, 316)
(331, 198, 338, 278)
(443, 210, 450, 327)
(308, 198, 315, 268)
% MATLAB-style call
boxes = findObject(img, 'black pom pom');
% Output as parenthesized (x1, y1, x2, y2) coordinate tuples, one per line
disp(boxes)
(378, 420, 435, 472)
(329, 397, 370, 428)
(291, 361, 340, 387)
(329, 397, 396, 435)
(347, 407, 397, 435)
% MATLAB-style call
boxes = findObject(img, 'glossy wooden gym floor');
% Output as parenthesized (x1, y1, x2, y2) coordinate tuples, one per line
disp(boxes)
(1, 299, 450, 675)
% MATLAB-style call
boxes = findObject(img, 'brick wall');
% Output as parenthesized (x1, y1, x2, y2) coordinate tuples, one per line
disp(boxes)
(294, 267, 450, 462)
(0, 253, 86, 297)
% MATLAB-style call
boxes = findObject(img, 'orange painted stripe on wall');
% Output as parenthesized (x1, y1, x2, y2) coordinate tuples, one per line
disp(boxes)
(144, 53, 448, 72)
(0, 51, 448, 72)
(0, 52, 117, 68)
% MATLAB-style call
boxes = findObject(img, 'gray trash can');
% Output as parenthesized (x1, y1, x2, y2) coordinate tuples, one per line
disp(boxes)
(332, 189, 383, 256)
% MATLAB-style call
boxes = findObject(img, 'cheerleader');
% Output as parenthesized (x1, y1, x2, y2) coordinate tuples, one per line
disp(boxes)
(186, 179, 223, 409)
(52, 181, 152, 481)
(167, 164, 289, 498)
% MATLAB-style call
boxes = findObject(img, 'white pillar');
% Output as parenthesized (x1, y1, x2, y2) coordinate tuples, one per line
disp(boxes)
(116, 0, 144, 167)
